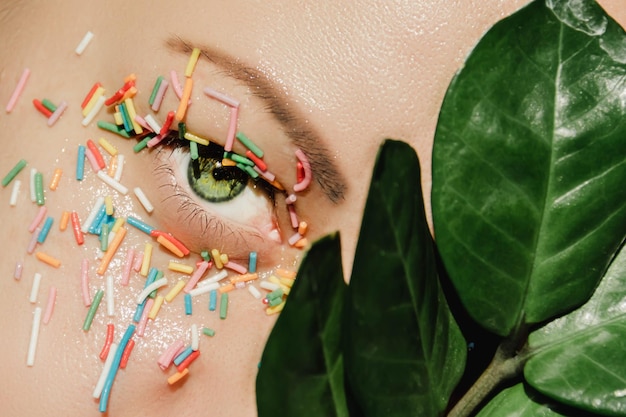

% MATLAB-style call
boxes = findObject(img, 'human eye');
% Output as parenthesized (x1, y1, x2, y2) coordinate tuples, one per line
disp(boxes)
(151, 135, 284, 264)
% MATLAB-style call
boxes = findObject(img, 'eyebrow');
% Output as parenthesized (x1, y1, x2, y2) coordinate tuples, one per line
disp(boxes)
(166, 36, 347, 204)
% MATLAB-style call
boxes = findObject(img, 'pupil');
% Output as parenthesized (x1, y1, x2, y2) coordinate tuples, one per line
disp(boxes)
(187, 156, 248, 203)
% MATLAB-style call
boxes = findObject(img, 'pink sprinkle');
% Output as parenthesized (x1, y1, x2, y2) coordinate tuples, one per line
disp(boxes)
(158, 339, 185, 370)
(286, 194, 297, 204)
(234, 281, 246, 290)
(28, 206, 48, 233)
(14, 261, 23, 280)
(151, 79, 169, 112)
(6, 68, 30, 113)
(137, 298, 154, 337)
(81, 258, 91, 307)
(84, 147, 101, 173)
(184, 261, 210, 293)
(133, 115, 152, 132)
(170, 70, 184, 99)
(224, 261, 247, 275)
(288, 204, 299, 229)
(132, 251, 143, 272)
(224, 106, 239, 152)
(42, 286, 57, 324)
(147, 134, 165, 148)
(27, 227, 40, 254)
(254, 166, 276, 183)
(288, 232, 303, 246)
(293, 149, 312, 192)
(203, 87, 240, 108)
(121, 248, 135, 286)
(47, 101, 68, 127)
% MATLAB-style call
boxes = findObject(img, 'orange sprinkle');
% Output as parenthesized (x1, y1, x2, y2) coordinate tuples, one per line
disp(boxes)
(175, 77, 193, 121)
(298, 221, 308, 236)
(295, 238, 309, 249)
(221, 158, 237, 167)
(107, 155, 118, 178)
(49, 168, 63, 191)
(230, 273, 258, 284)
(123, 73, 136, 83)
(269, 179, 285, 191)
(59, 211, 70, 231)
(276, 268, 297, 279)
(218, 283, 235, 293)
(121, 86, 137, 101)
(156, 235, 184, 258)
(97, 227, 127, 275)
(167, 368, 189, 385)
(35, 252, 61, 268)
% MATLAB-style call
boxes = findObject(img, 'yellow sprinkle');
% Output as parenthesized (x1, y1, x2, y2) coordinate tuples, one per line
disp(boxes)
(168, 261, 194, 275)
(211, 249, 223, 269)
(266, 301, 285, 315)
(104, 195, 113, 216)
(59, 211, 70, 231)
(111, 217, 125, 233)
(140, 243, 153, 277)
(157, 235, 184, 258)
(219, 253, 229, 265)
(98, 137, 118, 156)
(82, 86, 105, 117)
(107, 155, 118, 177)
(279, 276, 295, 288)
(269, 275, 291, 295)
(148, 295, 164, 320)
(124, 97, 143, 134)
(183, 132, 210, 146)
(165, 280, 186, 303)
(184, 47, 201, 78)
(113, 111, 123, 126)
(218, 283, 235, 293)
(167, 368, 189, 385)
(35, 252, 61, 268)
(121, 85, 137, 101)
(165, 279, 185, 303)
(123, 73, 137, 83)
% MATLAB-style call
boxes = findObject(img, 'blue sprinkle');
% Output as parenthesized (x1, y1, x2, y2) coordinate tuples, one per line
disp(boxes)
(76, 145, 85, 181)
(88, 204, 107, 235)
(248, 251, 257, 273)
(184, 293, 192, 315)
(133, 299, 146, 323)
(126, 216, 155, 235)
(173, 346, 193, 366)
(99, 324, 135, 413)
(37, 217, 54, 244)
(208, 289, 217, 311)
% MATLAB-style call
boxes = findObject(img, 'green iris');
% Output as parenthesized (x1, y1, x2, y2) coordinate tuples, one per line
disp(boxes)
(187, 155, 248, 203)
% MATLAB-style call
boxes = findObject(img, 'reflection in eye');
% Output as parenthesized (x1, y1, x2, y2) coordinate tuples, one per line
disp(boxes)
(153, 139, 281, 256)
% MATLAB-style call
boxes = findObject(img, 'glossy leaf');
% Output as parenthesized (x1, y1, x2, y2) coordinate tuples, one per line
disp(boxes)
(256, 233, 349, 417)
(344, 140, 466, 416)
(432, 0, 626, 336)
(525, 242, 626, 416)
(477, 384, 597, 417)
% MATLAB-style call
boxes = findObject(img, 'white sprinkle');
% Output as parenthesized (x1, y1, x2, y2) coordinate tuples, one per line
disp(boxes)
(92, 343, 118, 399)
(81, 95, 105, 126)
(133, 187, 154, 214)
(106, 275, 115, 316)
(113, 154, 125, 182)
(82, 196, 105, 233)
(144, 114, 162, 133)
(136, 277, 168, 304)
(75, 31, 94, 55)
(14, 261, 23, 280)
(204, 270, 228, 284)
(29, 168, 37, 202)
(29, 273, 42, 303)
(26, 307, 42, 366)
(248, 285, 262, 299)
(260, 280, 280, 291)
(188, 282, 220, 297)
(97, 171, 128, 195)
(190, 324, 199, 351)
(9, 179, 21, 206)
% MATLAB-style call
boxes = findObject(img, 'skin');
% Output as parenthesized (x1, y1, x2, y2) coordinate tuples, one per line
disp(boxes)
(0, 1, 624, 416)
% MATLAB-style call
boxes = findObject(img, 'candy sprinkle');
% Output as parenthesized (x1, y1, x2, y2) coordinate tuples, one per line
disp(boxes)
(6, 68, 30, 113)
(26, 307, 42, 366)
(75, 31, 94, 55)
(2, 159, 27, 187)
(35, 252, 61, 268)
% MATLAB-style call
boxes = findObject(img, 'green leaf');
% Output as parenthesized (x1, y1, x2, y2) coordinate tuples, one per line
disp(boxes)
(525, 242, 626, 416)
(256, 233, 349, 417)
(477, 383, 596, 417)
(344, 140, 466, 416)
(432, 0, 626, 336)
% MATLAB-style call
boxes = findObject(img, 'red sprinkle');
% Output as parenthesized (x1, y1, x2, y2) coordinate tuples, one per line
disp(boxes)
(70, 211, 85, 245)
(99, 323, 115, 361)
(81, 82, 101, 109)
(86, 139, 106, 170)
(159, 111, 175, 136)
(150, 230, 190, 256)
(33, 99, 53, 118)
(176, 350, 201, 372)
(120, 338, 136, 369)
(245, 150, 267, 172)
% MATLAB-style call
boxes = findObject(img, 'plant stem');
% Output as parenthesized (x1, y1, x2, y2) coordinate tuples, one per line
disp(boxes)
(447, 342, 526, 417)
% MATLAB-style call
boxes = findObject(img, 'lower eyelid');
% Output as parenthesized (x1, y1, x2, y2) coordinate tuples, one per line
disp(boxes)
(151, 149, 281, 261)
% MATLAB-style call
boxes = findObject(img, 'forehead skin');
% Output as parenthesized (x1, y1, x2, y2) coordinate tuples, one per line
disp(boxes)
(0, 1, 623, 416)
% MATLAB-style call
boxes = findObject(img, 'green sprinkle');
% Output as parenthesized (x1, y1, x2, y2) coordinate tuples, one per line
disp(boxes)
(219, 293, 228, 320)
(133, 136, 152, 153)
(1, 159, 27, 187)
(235, 132, 264, 158)
(201, 250, 211, 261)
(268, 288, 284, 301)
(178, 122, 186, 140)
(100, 223, 109, 251)
(268, 296, 283, 307)
(41, 98, 57, 112)
(190, 141, 199, 160)
(34, 172, 45, 206)
(202, 327, 215, 337)
(236, 163, 259, 179)
(83, 289, 104, 331)
(225, 151, 254, 166)
(148, 76, 164, 106)
(97, 120, 131, 138)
